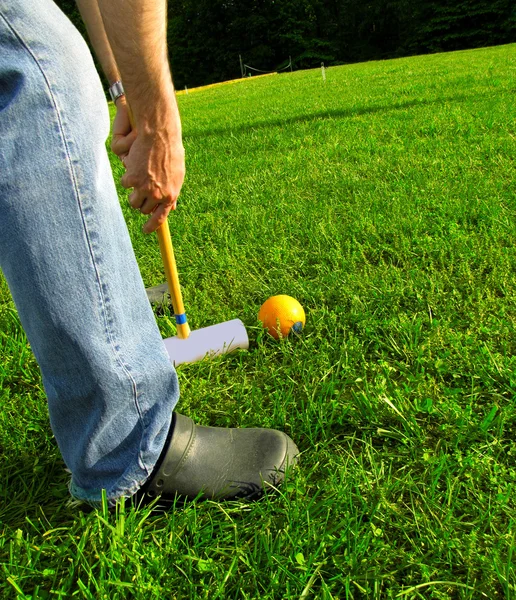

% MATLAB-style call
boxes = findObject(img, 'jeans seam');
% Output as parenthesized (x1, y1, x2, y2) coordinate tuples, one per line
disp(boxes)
(1, 13, 151, 477)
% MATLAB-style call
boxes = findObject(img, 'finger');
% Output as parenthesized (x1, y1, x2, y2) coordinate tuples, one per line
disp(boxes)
(121, 171, 136, 189)
(139, 197, 159, 215)
(111, 130, 137, 158)
(143, 202, 176, 234)
(128, 189, 146, 210)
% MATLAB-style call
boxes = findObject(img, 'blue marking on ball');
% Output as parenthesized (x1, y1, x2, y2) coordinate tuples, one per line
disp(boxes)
(291, 321, 304, 334)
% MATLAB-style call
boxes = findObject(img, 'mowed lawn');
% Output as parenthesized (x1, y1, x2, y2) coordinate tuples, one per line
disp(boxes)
(1, 44, 515, 598)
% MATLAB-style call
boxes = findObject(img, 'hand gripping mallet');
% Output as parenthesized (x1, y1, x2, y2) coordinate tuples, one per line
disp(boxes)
(126, 106, 248, 366)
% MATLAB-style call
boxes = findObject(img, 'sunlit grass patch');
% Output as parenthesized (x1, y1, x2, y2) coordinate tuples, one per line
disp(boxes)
(1, 44, 515, 598)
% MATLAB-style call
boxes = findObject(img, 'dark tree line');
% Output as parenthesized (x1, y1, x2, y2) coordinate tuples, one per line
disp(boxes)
(55, 0, 515, 89)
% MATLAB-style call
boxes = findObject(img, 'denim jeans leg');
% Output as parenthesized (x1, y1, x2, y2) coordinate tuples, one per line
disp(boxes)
(0, 0, 179, 504)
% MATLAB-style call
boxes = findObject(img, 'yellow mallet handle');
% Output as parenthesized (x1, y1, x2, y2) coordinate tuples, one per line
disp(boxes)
(156, 220, 191, 339)
(126, 104, 190, 339)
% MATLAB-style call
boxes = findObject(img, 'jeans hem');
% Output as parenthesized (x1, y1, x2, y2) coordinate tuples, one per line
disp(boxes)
(69, 473, 151, 508)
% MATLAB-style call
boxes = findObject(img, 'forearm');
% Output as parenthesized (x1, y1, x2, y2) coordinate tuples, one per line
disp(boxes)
(75, 0, 120, 85)
(78, 0, 184, 234)
(96, 0, 179, 132)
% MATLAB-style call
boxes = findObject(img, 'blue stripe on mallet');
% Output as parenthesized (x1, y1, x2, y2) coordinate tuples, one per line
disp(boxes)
(175, 313, 188, 325)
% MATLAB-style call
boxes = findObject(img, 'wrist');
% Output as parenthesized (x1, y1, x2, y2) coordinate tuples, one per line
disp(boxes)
(134, 94, 182, 136)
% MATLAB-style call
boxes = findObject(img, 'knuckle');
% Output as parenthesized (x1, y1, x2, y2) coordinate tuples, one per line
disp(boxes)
(128, 193, 141, 208)
(155, 214, 167, 228)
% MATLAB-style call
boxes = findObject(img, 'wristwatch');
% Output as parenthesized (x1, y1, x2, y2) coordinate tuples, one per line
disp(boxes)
(108, 80, 125, 103)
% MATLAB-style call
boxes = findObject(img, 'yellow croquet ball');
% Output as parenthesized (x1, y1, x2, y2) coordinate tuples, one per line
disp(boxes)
(258, 295, 306, 339)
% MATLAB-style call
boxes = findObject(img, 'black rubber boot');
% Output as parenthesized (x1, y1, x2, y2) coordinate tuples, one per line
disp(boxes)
(141, 413, 299, 503)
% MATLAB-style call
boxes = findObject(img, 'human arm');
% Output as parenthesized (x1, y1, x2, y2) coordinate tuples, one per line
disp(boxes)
(74, 0, 135, 161)
(96, 0, 185, 234)
(75, 0, 119, 83)
(77, 0, 185, 233)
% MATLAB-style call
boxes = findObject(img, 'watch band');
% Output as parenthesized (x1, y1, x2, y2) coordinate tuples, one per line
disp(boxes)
(108, 80, 125, 103)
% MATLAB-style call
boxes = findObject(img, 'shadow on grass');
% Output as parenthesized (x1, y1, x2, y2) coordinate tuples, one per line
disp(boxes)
(184, 90, 505, 140)
(0, 451, 72, 531)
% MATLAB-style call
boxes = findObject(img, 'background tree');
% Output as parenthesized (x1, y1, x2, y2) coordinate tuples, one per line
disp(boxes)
(55, 0, 515, 90)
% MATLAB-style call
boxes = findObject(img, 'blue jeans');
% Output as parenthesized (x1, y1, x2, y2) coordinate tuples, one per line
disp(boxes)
(0, 0, 179, 504)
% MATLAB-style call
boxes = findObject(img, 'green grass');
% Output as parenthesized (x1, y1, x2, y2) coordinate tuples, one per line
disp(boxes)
(1, 44, 515, 598)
